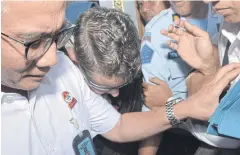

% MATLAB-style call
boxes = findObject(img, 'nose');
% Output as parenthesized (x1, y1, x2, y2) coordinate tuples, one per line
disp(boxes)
(109, 89, 119, 97)
(35, 41, 57, 68)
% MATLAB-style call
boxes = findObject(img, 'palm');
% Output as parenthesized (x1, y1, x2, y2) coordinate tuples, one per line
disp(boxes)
(162, 20, 219, 75)
(177, 33, 214, 72)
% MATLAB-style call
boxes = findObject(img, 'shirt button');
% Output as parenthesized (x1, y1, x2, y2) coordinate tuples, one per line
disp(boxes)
(49, 145, 55, 152)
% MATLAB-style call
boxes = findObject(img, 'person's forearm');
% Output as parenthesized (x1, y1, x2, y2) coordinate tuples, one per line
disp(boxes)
(208, 45, 220, 74)
(104, 100, 189, 142)
(187, 71, 215, 96)
(138, 134, 162, 155)
(186, 45, 220, 95)
(187, 45, 220, 94)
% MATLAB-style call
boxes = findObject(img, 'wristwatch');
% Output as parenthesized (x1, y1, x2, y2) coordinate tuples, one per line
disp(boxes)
(165, 97, 183, 126)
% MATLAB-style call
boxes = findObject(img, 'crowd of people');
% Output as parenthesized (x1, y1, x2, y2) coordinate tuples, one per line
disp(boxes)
(1, 1, 240, 155)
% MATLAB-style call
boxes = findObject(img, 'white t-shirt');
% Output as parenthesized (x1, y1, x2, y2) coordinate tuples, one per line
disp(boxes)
(1, 52, 121, 155)
(187, 22, 240, 148)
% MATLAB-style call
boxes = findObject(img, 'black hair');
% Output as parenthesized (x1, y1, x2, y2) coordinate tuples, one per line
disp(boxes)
(94, 73, 144, 155)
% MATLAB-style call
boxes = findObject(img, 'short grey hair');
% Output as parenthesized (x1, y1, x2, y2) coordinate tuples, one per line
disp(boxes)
(74, 7, 141, 82)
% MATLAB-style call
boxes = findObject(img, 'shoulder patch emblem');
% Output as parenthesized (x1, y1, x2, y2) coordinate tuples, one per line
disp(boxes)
(141, 44, 154, 64)
(172, 13, 180, 22)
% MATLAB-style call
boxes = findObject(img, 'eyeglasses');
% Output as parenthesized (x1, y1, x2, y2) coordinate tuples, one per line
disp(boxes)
(1, 20, 79, 61)
(78, 64, 141, 93)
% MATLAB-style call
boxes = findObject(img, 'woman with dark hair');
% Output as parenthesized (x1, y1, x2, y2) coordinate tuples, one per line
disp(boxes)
(93, 74, 144, 155)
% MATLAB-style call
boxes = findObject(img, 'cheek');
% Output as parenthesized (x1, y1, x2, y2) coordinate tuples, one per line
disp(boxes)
(233, 8, 240, 22)
(222, 9, 240, 23)
(17, 77, 42, 90)
(1, 38, 28, 73)
(1, 67, 23, 88)
(1, 45, 34, 89)
(2, 67, 42, 90)
(175, 3, 192, 15)
(182, 6, 191, 14)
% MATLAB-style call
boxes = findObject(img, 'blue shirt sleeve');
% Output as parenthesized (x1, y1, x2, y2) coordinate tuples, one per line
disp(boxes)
(140, 13, 190, 112)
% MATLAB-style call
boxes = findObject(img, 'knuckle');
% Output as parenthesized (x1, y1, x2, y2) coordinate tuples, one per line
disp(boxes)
(144, 92, 147, 96)
(149, 85, 154, 89)
(144, 91, 149, 96)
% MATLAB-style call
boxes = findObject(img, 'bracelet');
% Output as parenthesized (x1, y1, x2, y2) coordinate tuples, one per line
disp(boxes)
(165, 97, 183, 126)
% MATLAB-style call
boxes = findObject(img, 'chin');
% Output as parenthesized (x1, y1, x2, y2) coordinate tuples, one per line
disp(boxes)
(18, 80, 42, 91)
(224, 15, 239, 23)
(142, 14, 153, 23)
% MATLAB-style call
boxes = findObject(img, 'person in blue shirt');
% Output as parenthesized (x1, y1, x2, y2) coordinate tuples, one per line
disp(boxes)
(140, 1, 223, 155)
(136, 0, 170, 24)
(141, 1, 222, 103)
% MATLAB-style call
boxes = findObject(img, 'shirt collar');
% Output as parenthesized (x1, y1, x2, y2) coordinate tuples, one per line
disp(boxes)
(1, 75, 50, 104)
(1, 92, 27, 104)
(221, 22, 240, 43)
(27, 75, 52, 105)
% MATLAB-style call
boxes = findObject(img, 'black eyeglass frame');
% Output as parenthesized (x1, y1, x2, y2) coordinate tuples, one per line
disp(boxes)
(1, 24, 79, 61)
(78, 63, 142, 92)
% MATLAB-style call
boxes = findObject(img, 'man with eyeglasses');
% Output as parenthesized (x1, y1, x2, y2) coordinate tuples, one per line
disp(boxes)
(1, 2, 240, 155)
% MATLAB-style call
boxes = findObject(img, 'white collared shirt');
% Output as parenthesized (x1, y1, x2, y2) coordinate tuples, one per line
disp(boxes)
(1, 52, 120, 155)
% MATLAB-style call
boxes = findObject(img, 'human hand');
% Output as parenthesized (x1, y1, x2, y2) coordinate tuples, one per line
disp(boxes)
(186, 71, 216, 97)
(142, 77, 173, 109)
(185, 63, 240, 121)
(161, 20, 220, 75)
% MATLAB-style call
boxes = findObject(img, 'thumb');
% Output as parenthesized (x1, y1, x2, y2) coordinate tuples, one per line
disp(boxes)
(214, 68, 240, 96)
(213, 63, 240, 82)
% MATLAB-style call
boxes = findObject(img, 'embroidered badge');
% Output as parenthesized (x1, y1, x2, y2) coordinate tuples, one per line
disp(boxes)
(142, 32, 151, 43)
(172, 13, 180, 22)
(141, 45, 154, 64)
(62, 91, 77, 109)
(168, 51, 179, 59)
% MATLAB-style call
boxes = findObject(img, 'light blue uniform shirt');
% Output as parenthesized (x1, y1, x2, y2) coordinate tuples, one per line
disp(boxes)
(66, 2, 98, 24)
(141, 7, 222, 111)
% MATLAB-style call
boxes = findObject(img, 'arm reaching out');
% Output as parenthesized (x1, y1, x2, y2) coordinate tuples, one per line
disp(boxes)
(161, 20, 220, 75)
(102, 63, 240, 143)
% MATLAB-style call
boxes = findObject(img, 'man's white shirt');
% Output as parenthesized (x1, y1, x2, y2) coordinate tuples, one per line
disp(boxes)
(1, 52, 120, 155)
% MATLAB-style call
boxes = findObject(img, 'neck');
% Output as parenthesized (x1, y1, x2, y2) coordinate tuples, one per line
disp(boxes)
(1, 85, 28, 98)
(186, 5, 208, 19)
